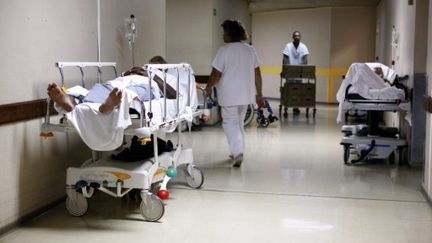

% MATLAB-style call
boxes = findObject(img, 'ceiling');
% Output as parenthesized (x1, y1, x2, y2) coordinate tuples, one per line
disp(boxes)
(248, 0, 381, 13)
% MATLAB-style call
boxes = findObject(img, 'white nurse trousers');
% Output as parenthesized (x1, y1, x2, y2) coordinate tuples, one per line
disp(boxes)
(221, 105, 248, 157)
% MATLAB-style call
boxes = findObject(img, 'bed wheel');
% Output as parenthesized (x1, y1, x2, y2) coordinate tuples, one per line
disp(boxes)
(343, 144, 350, 164)
(65, 191, 88, 217)
(185, 164, 204, 189)
(140, 193, 165, 222)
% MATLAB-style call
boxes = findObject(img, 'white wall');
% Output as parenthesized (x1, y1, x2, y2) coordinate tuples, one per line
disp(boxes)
(0, 0, 166, 230)
(166, 0, 213, 74)
(101, 0, 166, 71)
(0, 0, 96, 104)
(166, 0, 250, 75)
(330, 7, 376, 102)
(212, 0, 250, 55)
(376, 0, 416, 154)
(330, 7, 376, 66)
(377, 0, 416, 78)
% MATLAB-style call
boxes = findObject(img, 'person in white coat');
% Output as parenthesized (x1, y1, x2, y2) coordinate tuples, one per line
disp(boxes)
(282, 30, 309, 115)
(205, 19, 264, 167)
(282, 31, 309, 65)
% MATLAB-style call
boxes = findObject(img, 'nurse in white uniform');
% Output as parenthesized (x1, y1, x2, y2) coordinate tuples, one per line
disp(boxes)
(205, 19, 264, 167)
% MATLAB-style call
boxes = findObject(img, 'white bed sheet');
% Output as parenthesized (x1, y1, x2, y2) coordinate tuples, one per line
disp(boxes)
(60, 84, 195, 151)
(336, 63, 406, 123)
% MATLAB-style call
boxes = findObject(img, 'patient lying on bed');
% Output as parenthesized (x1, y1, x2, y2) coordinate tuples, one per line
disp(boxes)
(337, 62, 405, 101)
(336, 63, 407, 123)
(48, 66, 177, 114)
(47, 66, 181, 151)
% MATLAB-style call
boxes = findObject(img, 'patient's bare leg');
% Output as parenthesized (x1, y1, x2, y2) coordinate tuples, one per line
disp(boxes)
(99, 88, 122, 113)
(47, 83, 74, 112)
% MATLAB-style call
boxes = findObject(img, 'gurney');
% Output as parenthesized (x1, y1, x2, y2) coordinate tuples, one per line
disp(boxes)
(336, 63, 410, 165)
(40, 62, 204, 222)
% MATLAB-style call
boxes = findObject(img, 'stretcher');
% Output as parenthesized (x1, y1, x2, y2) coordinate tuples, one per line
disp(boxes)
(338, 71, 410, 165)
(41, 62, 204, 222)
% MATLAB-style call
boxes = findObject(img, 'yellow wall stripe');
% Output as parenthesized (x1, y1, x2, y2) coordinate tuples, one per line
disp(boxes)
(261, 66, 282, 74)
(260, 65, 348, 103)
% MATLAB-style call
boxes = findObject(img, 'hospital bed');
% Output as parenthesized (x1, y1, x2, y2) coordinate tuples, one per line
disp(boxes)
(40, 62, 204, 222)
(337, 64, 409, 165)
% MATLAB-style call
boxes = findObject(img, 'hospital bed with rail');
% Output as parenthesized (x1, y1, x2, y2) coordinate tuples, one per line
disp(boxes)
(337, 63, 410, 165)
(40, 62, 204, 222)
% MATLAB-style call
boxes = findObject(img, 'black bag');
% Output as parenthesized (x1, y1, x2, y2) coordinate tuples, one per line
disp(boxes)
(111, 135, 173, 162)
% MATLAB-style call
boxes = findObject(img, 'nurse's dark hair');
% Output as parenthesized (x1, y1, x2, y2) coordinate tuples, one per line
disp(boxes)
(221, 19, 247, 42)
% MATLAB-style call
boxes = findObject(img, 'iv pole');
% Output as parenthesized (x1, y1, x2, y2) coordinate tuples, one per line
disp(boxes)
(97, 0, 101, 63)
(125, 14, 137, 66)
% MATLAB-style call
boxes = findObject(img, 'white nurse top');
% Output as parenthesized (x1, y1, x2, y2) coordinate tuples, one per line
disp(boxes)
(282, 42, 309, 65)
(211, 42, 260, 106)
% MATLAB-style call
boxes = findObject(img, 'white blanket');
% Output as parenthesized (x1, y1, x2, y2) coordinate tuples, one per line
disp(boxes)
(65, 91, 133, 151)
(336, 63, 405, 123)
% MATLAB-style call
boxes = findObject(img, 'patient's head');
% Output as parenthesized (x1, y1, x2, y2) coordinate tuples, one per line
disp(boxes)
(374, 67, 384, 79)
(221, 19, 247, 43)
(292, 31, 301, 44)
(149, 56, 167, 64)
(124, 66, 146, 76)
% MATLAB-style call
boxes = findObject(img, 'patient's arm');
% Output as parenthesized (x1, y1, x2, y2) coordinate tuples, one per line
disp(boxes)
(152, 75, 177, 99)
(124, 66, 176, 99)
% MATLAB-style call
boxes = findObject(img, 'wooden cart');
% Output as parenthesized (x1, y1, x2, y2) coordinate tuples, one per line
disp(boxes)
(280, 65, 316, 118)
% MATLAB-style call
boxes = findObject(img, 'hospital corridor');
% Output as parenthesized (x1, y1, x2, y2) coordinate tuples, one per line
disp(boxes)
(1, 0, 432, 243)
(0, 104, 429, 243)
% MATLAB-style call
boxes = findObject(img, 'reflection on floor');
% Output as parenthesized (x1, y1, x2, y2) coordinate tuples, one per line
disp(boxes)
(1, 105, 431, 243)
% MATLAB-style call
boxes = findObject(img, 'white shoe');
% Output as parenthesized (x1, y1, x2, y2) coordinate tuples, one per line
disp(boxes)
(232, 153, 243, 167)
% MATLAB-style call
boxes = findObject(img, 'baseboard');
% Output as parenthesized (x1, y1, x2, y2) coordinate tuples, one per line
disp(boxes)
(0, 196, 66, 237)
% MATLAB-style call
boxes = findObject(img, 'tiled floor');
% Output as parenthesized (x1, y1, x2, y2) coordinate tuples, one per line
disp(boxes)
(1, 104, 431, 243)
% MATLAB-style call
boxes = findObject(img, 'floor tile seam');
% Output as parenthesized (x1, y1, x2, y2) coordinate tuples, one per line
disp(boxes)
(173, 187, 428, 204)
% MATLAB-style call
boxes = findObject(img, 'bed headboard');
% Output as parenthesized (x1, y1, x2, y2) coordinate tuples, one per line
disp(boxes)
(56, 62, 117, 88)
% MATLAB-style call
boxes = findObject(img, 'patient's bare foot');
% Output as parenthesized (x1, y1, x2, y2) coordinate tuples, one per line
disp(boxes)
(47, 83, 74, 112)
(99, 88, 122, 113)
